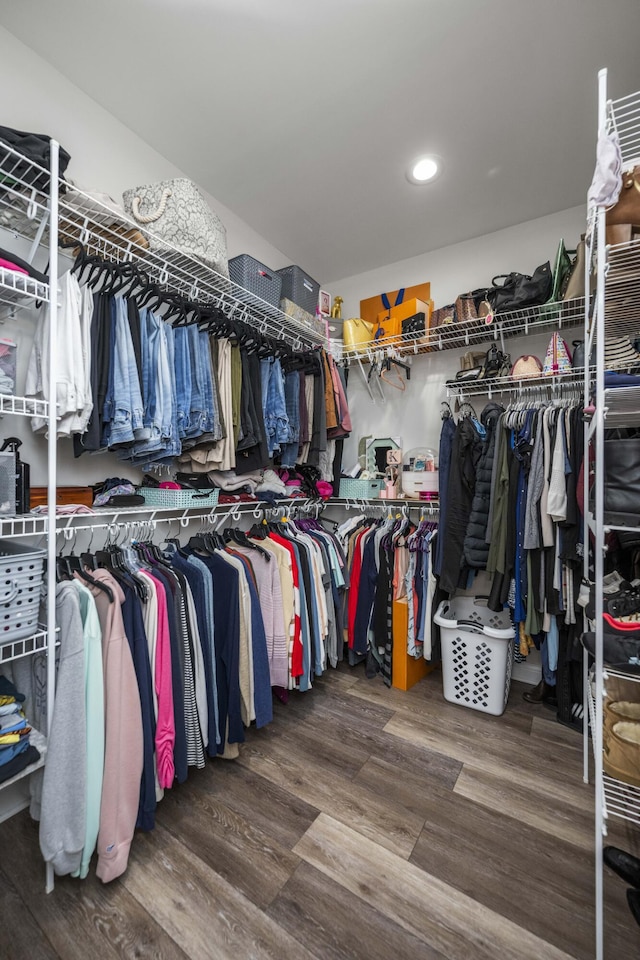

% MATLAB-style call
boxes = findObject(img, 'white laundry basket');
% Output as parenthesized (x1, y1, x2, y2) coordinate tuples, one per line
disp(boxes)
(434, 597, 514, 716)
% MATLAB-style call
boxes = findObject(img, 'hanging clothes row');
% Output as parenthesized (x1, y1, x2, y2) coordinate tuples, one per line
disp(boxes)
(25, 252, 351, 477)
(436, 397, 584, 685)
(8, 511, 348, 884)
(337, 510, 440, 686)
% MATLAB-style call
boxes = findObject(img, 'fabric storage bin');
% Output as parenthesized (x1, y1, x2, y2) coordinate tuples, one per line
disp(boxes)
(138, 488, 220, 509)
(228, 255, 282, 307)
(339, 478, 383, 499)
(434, 597, 514, 716)
(0, 450, 16, 516)
(277, 265, 320, 316)
(0, 540, 45, 644)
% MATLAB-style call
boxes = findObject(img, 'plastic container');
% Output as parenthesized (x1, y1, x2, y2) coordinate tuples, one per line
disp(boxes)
(338, 478, 383, 499)
(434, 597, 514, 716)
(276, 265, 320, 316)
(0, 540, 46, 644)
(138, 488, 219, 509)
(402, 446, 438, 499)
(228, 255, 282, 307)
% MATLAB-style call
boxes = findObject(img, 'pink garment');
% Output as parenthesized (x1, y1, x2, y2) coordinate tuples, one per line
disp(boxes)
(0, 257, 28, 275)
(145, 571, 175, 789)
(329, 355, 352, 433)
(234, 545, 288, 687)
(87, 569, 143, 884)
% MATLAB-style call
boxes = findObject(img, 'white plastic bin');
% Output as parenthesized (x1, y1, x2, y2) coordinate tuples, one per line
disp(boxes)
(434, 597, 514, 716)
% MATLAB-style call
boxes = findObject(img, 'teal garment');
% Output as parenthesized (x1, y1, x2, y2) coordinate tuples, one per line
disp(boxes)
(71, 581, 105, 880)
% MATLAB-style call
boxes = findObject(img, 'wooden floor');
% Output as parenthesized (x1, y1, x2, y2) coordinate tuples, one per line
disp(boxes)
(1, 664, 638, 959)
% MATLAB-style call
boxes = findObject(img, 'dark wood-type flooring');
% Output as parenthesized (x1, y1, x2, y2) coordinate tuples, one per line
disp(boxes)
(0, 664, 638, 959)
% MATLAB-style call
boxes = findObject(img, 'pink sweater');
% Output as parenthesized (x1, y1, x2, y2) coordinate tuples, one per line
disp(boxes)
(89, 570, 143, 883)
(145, 572, 175, 789)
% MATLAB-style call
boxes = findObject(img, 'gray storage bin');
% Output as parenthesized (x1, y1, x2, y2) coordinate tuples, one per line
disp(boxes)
(228, 255, 282, 307)
(276, 265, 320, 316)
(0, 540, 45, 644)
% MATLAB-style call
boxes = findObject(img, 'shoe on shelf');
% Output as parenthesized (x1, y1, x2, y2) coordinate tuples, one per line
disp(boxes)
(581, 625, 640, 674)
(584, 574, 640, 621)
(604, 721, 640, 787)
(522, 679, 558, 707)
(627, 888, 640, 928)
(604, 846, 640, 889)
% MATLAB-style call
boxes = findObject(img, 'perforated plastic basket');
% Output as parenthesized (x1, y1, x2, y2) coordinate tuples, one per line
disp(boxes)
(138, 488, 220, 509)
(0, 540, 46, 644)
(434, 597, 514, 716)
(339, 478, 383, 499)
(276, 265, 320, 316)
(228, 255, 282, 308)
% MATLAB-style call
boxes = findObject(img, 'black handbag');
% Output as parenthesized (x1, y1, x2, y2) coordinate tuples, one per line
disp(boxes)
(482, 344, 510, 379)
(486, 262, 552, 314)
(604, 436, 640, 523)
(0, 126, 71, 192)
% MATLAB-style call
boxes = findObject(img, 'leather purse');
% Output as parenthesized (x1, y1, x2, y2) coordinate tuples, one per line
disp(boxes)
(604, 436, 640, 522)
(342, 317, 375, 353)
(563, 238, 589, 301)
(460, 350, 486, 372)
(431, 304, 457, 327)
(487, 262, 552, 314)
(510, 355, 543, 379)
(607, 166, 640, 228)
(455, 293, 479, 322)
(483, 344, 510, 379)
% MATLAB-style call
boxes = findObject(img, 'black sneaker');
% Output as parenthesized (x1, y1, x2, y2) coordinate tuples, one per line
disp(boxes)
(585, 580, 640, 620)
(581, 620, 640, 674)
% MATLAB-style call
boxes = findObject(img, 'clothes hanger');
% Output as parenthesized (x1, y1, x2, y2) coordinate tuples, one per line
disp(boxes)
(380, 361, 406, 391)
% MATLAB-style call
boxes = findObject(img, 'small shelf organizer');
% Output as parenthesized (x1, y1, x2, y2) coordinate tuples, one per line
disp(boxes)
(0, 134, 328, 893)
(584, 68, 640, 960)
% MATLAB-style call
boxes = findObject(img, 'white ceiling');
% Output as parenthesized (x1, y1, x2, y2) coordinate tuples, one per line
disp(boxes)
(2, 0, 640, 283)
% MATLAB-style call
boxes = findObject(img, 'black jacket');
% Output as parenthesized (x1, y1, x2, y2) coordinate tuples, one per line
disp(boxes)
(440, 416, 484, 594)
(463, 403, 504, 569)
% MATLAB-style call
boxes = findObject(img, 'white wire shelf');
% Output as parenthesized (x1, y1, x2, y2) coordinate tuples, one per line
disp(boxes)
(0, 393, 48, 418)
(445, 368, 588, 400)
(0, 627, 58, 666)
(0, 140, 326, 351)
(0, 514, 48, 539)
(603, 238, 640, 333)
(609, 87, 640, 168)
(342, 296, 586, 360)
(603, 385, 640, 426)
(0, 266, 49, 307)
(0, 727, 46, 794)
(603, 776, 640, 829)
(328, 496, 440, 512)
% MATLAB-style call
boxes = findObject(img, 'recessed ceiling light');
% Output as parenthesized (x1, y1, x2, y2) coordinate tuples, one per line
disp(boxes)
(407, 155, 441, 184)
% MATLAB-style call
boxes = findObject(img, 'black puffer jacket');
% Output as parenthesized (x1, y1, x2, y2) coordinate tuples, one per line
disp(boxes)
(463, 402, 504, 570)
(440, 416, 484, 594)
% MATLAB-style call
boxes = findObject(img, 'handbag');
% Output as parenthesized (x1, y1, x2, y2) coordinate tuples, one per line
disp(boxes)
(510, 355, 543, 379)
(431, 304, 457, 327)
(604, 436, 640, 522)
(454, 292, 479, 322)
(122, 178, 228, 276)
(483, 344, 510, 379)
(342, 317, 375, 353)
(571, 340, 593, 370)
(563, 238, 588, 301)
(549, 240, 576, 303)
(0, 125, 71, 192)
(542, 333, 572, 376)
(460, 350, 486, 372)
(607, 166, 640, 231)
(486, 262, 552, 314)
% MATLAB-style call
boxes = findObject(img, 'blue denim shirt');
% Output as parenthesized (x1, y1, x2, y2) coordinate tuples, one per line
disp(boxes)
(104, 297, 145, 447)
(260, 357, 290, 458)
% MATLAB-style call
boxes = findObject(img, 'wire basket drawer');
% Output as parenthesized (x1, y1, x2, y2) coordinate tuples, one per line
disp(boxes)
(228, 255, 282, 308)
(138, 488, 220, 509)
(434, 597, 514, 716)
(339, 478, 383, 499)
(0, 540, 46, 645)
(276, 265, 320, 316)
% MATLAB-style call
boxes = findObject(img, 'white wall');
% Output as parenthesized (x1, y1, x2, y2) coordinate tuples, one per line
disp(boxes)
(330, 205, 587, 468)
(0, 25, 291, 486)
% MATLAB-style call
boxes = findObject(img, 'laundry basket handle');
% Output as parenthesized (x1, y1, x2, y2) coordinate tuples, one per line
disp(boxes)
(0, 580, 19, 605)
(131, 188, 172, 224)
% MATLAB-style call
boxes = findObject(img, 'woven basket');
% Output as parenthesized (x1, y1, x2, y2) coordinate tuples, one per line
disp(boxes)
(0, 540, 46, 644)
(228, 255, 282, 307)
(138, 488, 220, 509)
(339, 478, 383, 499)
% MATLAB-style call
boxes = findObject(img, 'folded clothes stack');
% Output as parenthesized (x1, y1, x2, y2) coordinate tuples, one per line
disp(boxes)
(0, 675, 40, 784)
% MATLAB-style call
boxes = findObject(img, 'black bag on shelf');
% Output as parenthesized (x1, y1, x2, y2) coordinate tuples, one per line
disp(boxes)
(486, 262, 552, 314)
(604, 435, 640, 523)
(0, 126, 70, 192)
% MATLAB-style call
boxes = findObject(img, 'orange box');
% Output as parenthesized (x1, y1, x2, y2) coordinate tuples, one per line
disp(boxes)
(391, 598, 435, 691)
(360, 282, 431, 328)
(376, 297, 432, 340)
